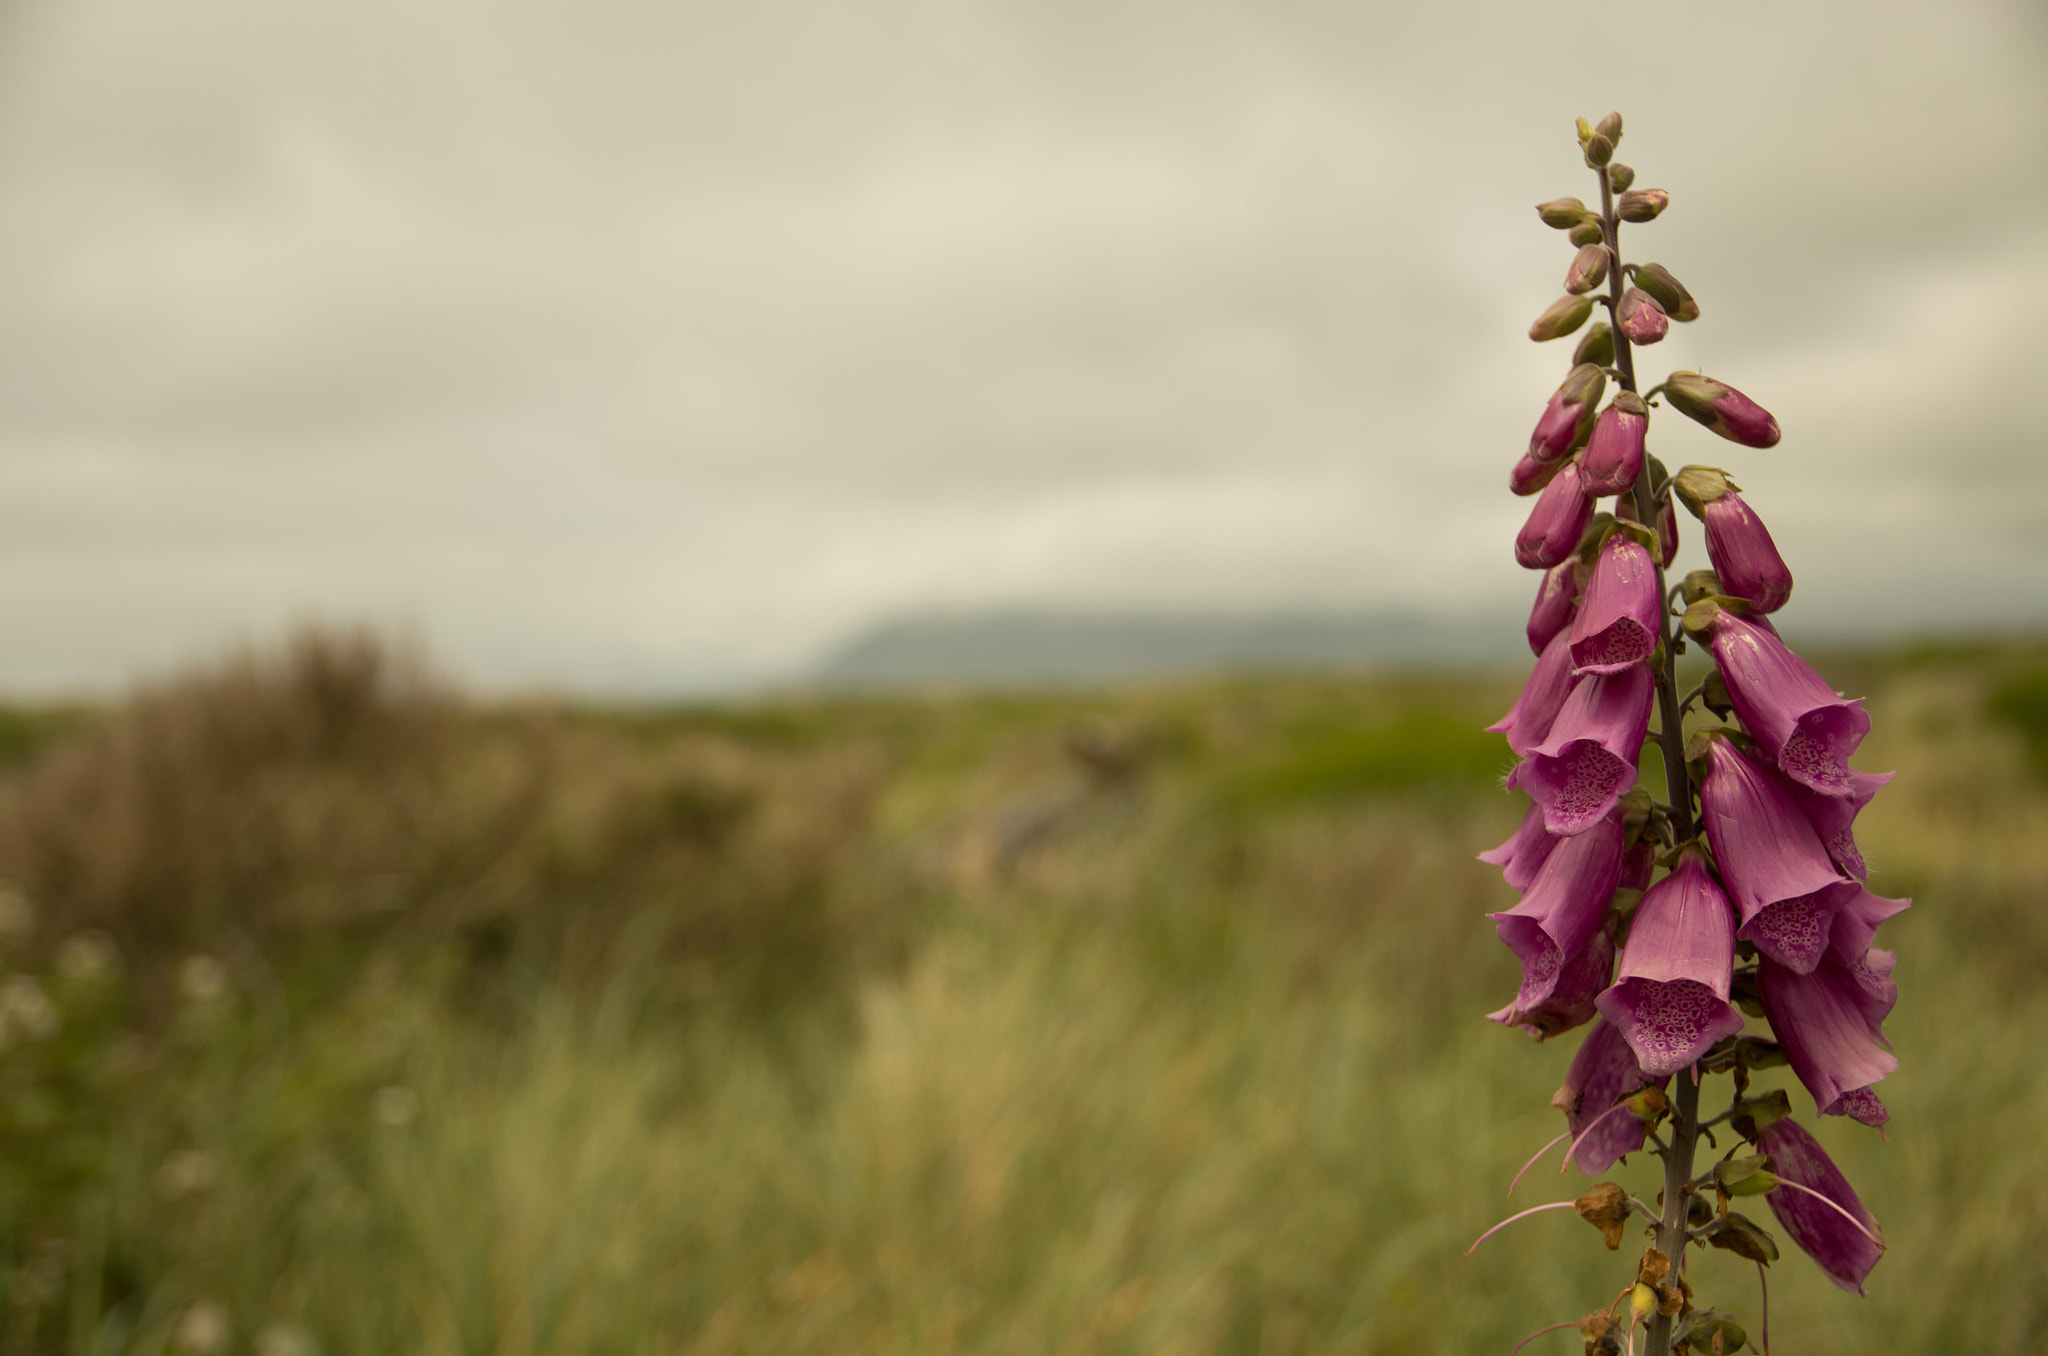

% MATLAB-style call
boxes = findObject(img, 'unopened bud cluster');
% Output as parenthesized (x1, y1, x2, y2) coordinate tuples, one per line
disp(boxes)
(1476, 113, 1904, 1353)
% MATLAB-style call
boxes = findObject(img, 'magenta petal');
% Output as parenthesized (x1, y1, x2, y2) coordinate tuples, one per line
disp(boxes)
(1595, 854, 1743, 1075)
(1699, 737, 1854, 973)
(1487, 629, 1576, 758)
(1488, 922, 1614, 1040)
(1529, 388, 1580, 463)
(1618, 838, 1655, 893)
(1581, 403, 1647, 497)
(1703, 492, 1793, 614)
(1489, 813, 1626, 1001)
(1515, 462, 1595, 570)
(1706, 613, 1871, 797)
(1757, 1119, 1883, 1294)
(1827, 885, 1911, 962)
(1478, 800, 1561, 892)
(1759, 953, 1898, 1122)
(1791, 770, 1892, 879)
(1550, 1016, 1667, 1174)
(1569, 535, 1661, 675)
(1511, 667, 1653, 835)
(1527, 561, 1581, 656)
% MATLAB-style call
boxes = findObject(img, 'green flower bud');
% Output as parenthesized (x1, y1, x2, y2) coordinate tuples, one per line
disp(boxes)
(1537, 197, 1591, 229)
(1572, 320, 1615, 369)
(1564, 242, 1610, 294)
(1583, 133, 1614, 168)
(1632, 262, 1699, 322)
(1576, 117, 1596, 145)
(1596, 112, 1623, 145)
(1567, 218, 1606, 247)
(1618, 189, 1668, 223)
(1606, 162, 1635, 193)
(1529, 294, 1595, 342)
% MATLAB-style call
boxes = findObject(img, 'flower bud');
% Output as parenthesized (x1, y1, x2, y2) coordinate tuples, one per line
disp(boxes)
(1677, 569, 1722, 606)
(1632, 262, 1699, 322)
(1616, 288, 1669, 345)
(1572, 321, 1615, 369)
(1662, 372, 1781, 448)
(1570, 221, 1608, 249)
(1575, 117, 1595, 145)
(1515, 460, 1596, 570)
(1703, 491, 1794, 614)
(1528, 363, 1605, 463)
(1618, 189, 1668, 222)
(1527, 560, 1582, 655)
(1606, 163, 1635, 193)
(1537, 197, 1592, 229)
(1583, 133, 1614, 168)
(1595, 112, 1623, 144)
(1509, 450, 1566, 496)
(1564, 243, 1610, 295)
(1530, 294, 1594, 342)
(1582, 393, 1649, 497)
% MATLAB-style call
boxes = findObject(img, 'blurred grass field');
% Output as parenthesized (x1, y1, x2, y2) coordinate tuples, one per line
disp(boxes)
(1, 630, 2045, 1354)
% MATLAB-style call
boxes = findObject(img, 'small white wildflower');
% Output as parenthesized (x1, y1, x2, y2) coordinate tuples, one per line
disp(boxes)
(173, 1300, 230, 1354)
(0, 974, 59, 1043)
(178, 955, 230, 1006)
(54, 931, 119, 984)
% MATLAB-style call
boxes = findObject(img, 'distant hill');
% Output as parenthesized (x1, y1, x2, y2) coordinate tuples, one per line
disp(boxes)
(809, 609, 1526, 688)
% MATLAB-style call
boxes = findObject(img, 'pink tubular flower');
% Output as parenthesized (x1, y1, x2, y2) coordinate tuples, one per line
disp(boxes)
(1489, 813, 1626, 1018)
(1515, 461, 1595, 570)
(1595, 850, 1745, 1076)
(1528, 363, 1606, 463)
(1673, 468, 1792, 613)
(1662, 371, 1781, 448)
(1580, 394, 1648, 496)
(1702, 491, 1793, 613)
(1568, 533, 1661, 675)
(1618, 836, 1655, 893)
(1696, 735, 1856, 973)
(1791, 771, 1893, 880)
(1488, 921, 1613, 1040)
(1510, 666, 1654, 835)
(1549, 1016, 1667, 1174)
(1656, 497, 1679, 567)
(1693, 604, 1871, 798)
(1756, 1118, 1884, 1295)
(1488, 629, 1577, 757)
(1527, 561, 1580, 655)
(1759, 949, 1897, 1125)
(1616, 287, 1669, 345)
(1478, 800, 1560, 891)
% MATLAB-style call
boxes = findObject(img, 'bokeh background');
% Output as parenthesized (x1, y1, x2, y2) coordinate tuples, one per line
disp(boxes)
(1, 1, 2045, 1352)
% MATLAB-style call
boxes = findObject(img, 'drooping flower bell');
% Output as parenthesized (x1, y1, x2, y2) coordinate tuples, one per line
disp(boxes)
(1580, 393, 1648, 496)
(1790, 770, 1893, 880)
(1479, 800, 1560, 891)
(1550, 1016, 1667, 1174)
(1595, 848, 1745, 1076)
(1755, 1118, 1884, 1295)
(1489, 812, 1627, 1020)
(1661, 371, 1781, 448)
(1672, 467, 1793, 614)
(1528, 363, 1607, 464)
(1510, 666, 1654, 835)
(1693, 732, 1856, 973)
(1489, 918, 1614, 1040)
(1515, 460, 1596, 570)
(1687, 602, 1870, 798)
(1567, 529, 1661, 674)
(1488, 628, 1578, 758)
(1527, 560, 1581, 655)
(1759, 948, 1897, 1125)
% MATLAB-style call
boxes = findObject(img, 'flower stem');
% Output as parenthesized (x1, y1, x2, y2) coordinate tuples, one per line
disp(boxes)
(1599, 159, 1700, 1356)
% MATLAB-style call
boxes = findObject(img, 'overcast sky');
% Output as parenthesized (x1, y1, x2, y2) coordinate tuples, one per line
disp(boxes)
(1, 0, 2044, 694)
